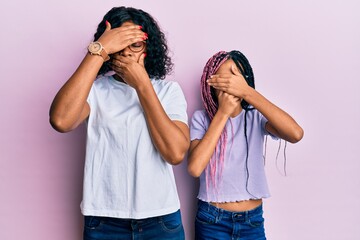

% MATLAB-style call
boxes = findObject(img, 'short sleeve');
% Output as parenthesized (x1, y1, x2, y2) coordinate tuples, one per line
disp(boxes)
(260, 113, 279, 140)
(190, 110, 209, 141)
(165, 82, 188, 125)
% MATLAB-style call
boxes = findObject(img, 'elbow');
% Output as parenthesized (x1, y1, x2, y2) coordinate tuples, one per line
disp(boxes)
(165, 148, 188, 166)
(187, 160, 202, 178)
(288, 127, 304, 143)
(165, 140, 190, 165)
(49, 117, 73, 133)
(187, 166, 201, 178)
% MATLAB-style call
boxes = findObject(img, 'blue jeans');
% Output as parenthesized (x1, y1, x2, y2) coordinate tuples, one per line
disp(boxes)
(195, 200, 266, 240)
(83, 210, 184, 240)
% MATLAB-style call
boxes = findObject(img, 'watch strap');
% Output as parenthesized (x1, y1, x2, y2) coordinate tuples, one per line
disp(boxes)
(100, 48, 110, 62)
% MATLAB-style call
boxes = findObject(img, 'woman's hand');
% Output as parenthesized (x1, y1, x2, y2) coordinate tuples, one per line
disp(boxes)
(97, 21, 147, 55)
(111, 53, 150, 90)
(207, 64, 250, 99)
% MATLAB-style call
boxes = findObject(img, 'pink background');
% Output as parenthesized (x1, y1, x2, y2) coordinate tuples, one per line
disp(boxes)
(1, 0, 359, 239)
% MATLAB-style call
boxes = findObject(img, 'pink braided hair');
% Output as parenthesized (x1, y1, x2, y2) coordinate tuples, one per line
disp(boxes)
(200, 51, 231, 193)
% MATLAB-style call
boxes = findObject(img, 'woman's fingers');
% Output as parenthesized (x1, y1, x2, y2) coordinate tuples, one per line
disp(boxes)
(98, 23, 147, 54)
(105, 20, 112, 31)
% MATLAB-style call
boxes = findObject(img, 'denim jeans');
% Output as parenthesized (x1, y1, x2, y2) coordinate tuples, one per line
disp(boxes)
(83, 210, 184, 240)
(195, 200, 266, 240)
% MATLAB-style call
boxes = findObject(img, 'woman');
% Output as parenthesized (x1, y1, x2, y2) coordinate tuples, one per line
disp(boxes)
(50, 6, 189, 240)
(188, 50, 303, 239)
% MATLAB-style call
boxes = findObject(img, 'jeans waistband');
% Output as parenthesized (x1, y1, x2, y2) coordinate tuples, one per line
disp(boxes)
(88, 209, 180, 225)
(197, 200, 263, 221)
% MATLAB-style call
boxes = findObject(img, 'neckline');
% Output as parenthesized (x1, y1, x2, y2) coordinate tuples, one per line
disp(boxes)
(229, 109, 245, 120)
(109, 75, 127, 86)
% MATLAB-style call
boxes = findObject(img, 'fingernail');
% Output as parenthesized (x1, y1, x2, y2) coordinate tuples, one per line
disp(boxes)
(139, 26, 143, 29)
(105, 20, 109, 25)
(143, 53, 147, 58)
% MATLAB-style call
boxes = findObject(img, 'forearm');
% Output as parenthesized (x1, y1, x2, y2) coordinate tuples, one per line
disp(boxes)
(49, 54, 103, 132)
(244, 88, 304, 143)
(187, 111, 229, 177)
(136, 83, 190, 165)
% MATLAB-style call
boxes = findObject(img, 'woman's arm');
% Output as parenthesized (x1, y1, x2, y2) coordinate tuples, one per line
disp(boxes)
(112, 54, 190, 165)
(188, 92, 240, 177)
(49, 22, 146, 132)
(49, 55, 102, 132)
(207, 64, 304, 143)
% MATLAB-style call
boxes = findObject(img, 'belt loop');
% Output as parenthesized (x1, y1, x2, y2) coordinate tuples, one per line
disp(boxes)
(245, 210, 249, 221)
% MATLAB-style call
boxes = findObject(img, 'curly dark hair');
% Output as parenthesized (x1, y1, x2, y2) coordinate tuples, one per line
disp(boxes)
(93, 6, 173, 79)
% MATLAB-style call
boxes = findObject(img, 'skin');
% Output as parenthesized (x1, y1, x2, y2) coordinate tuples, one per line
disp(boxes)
(50, 21, 189, 165)
(187, 59, 304, 211)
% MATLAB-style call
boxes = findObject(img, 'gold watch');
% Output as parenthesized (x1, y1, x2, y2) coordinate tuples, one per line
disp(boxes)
(88, 41, 110, 62)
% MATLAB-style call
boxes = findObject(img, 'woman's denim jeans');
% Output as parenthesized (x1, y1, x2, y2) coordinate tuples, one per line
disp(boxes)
(83, 209, 184, 240)
(195, 200, 266, 240)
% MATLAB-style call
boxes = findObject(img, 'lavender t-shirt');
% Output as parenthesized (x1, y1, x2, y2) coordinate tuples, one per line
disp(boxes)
(190, 109, 277, 202)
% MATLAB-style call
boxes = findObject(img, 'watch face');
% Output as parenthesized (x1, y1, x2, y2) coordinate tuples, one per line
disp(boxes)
(89, 42, 102, 54)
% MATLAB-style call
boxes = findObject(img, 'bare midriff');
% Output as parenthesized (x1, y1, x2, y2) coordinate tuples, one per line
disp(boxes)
(210, 199, 262, 212)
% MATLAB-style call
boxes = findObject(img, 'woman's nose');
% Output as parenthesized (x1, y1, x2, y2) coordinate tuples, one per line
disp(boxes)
(120, 47, 133, 57)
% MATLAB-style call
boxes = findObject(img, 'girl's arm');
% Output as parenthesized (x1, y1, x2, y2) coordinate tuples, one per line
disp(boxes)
(207, 64, 304, 143)
(188, 92, 239, 177)
(243, 88, 304, 143)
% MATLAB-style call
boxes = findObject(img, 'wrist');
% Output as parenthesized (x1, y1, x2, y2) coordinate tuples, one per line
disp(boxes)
(216, 108, 232, 119)
(88, 41, 110, 62)
(242, 86, 255, 102)
(135, 78, 152, 93)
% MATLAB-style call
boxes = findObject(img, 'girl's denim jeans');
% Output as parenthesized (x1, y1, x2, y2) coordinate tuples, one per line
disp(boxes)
(195, 200, 266, 240)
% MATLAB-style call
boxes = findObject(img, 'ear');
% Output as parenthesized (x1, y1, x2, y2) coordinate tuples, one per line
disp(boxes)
(138, 53, 146, 67)
(231, 64, 241, 76)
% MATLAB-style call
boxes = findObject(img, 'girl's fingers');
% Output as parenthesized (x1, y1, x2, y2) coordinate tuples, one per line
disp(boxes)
(207, 76, 230, 84)
(207, 78, 229, 87)
(209, 73, 232, 79)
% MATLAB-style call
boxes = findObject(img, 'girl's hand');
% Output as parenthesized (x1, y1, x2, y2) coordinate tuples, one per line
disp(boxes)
(217, 91, 240, 117)
(97, 21, 147, 55)
(207, 64, 250, 99)
(111, 53, 150, 89)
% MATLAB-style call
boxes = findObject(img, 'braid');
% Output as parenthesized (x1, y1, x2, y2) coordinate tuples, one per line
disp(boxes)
(228, 50, 257, 197)
(200, 51, 229, 192)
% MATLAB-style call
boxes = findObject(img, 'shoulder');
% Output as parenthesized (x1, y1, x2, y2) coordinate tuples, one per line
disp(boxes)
(192, 109, 206, 119)
(191, 110, 209, 124)
(151, 79, 186, 103)
(151, 79, 182, 91)
(245, 107, 263, 119)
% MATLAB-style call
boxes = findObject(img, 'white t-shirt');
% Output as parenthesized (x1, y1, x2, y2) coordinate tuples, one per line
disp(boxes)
(80, 76, 188, 219)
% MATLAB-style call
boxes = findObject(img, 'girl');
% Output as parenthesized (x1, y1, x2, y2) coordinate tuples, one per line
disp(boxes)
(188, 50, 303, 239)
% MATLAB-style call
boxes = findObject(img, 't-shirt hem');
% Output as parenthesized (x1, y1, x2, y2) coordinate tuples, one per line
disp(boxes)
(169, 116, 189, 126)
(197, 194, 271, 203)
(81, 205, 180, 219)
